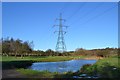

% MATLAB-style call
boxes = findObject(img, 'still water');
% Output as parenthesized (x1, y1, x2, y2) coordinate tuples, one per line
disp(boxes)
(29, 59, 97, 73)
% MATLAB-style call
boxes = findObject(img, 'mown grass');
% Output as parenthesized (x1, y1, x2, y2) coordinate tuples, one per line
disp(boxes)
(1, 55, 87, 62)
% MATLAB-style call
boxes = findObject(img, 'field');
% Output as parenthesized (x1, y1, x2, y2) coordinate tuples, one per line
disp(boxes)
(1, 55, 119, 79)
(1, 55, 87, 62)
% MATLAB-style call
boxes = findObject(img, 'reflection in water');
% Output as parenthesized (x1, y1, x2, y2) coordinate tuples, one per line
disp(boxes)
(29, 59, 97, 73)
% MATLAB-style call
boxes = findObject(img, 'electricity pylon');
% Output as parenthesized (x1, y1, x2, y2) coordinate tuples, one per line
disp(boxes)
(53, 13, 68, 53)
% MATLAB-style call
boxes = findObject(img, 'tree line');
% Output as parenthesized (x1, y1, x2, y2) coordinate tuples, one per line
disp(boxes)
(1, 37, 71, 57)
(74, 48, 118, 58)
(2, 37, 33, 58)
(1, 37, 118, 58)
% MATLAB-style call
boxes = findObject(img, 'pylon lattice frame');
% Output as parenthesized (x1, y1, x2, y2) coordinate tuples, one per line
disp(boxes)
(54, 13, 67, 53)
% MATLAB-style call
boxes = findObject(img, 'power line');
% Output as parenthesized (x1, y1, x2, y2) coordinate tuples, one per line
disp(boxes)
(52, 2, 70, 23)
(67, 2, 86, 20)
(53, 2, 70, 26)
(52, 3, 70, 30)
(77, 4, 117, 26)
(69, 2, 104, 25)
(60, 2, 70, 14)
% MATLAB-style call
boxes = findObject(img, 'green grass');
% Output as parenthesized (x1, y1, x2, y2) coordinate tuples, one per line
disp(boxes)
(17, 68, 75, 78)
(1, 55, 87, 62)
(95, 57, 119, 67)
(80, 56, 120, 78)
(17, 68, 55, 78)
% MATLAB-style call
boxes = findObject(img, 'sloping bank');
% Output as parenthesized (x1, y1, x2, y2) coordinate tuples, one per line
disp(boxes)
(78, 56, 120, 78)
(2, 60, 33, 69)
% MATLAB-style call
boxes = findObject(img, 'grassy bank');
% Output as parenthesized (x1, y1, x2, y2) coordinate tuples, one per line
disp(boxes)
(1, 56, 87, 62)
(17, 68, 75, 78)
(80, 56, 120, 78)
(17, 68, 55, 78)
(2, 61, 33, 69)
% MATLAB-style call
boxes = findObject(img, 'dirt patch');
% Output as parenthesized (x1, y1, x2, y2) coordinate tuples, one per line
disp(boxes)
(2, 69, 27, 78)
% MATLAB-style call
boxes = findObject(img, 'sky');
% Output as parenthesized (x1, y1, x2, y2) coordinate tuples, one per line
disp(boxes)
(1, 0, 120, 2)
(2, 2, 118, 51)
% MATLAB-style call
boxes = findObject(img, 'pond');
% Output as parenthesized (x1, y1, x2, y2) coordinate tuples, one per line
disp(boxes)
(28, 59, 97, 73)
